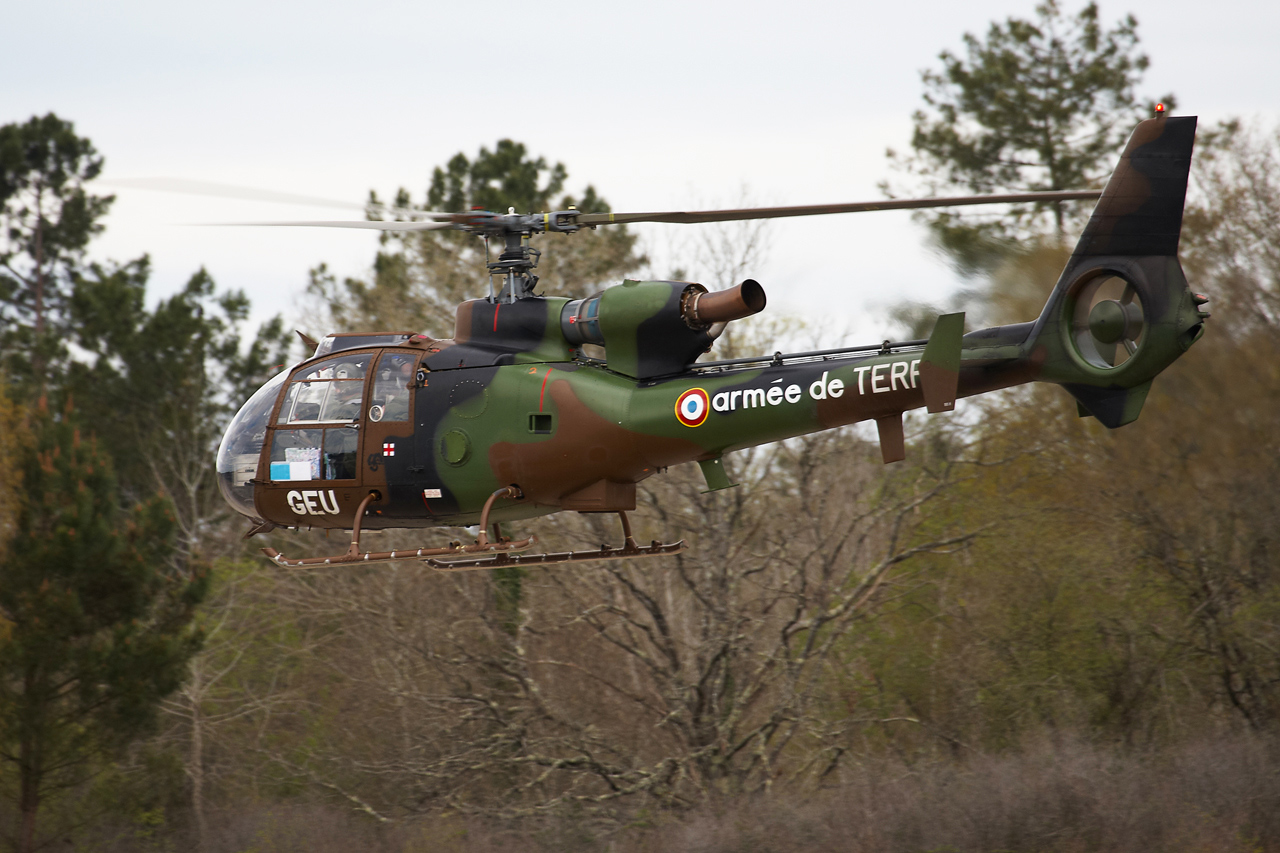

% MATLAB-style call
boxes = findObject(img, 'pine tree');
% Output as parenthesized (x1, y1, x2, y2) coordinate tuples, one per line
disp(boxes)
(310, 140, 644, 337)
(0, 402, 207, 853)
(0, 114, 114, 393)
(888, 1, 1173, 272)
(67, 261, 291, 555)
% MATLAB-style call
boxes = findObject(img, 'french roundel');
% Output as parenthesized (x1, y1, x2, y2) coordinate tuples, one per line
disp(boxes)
(675, 388, 710, 427)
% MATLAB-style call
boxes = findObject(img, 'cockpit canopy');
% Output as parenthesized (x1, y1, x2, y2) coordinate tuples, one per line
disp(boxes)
(216, 348, 423, 521)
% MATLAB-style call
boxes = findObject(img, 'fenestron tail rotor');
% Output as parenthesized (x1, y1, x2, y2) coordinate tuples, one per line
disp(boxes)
(1070, 274, 1146, 369)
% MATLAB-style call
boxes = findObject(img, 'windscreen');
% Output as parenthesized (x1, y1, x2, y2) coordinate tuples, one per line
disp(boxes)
(216, 369, 288, 518)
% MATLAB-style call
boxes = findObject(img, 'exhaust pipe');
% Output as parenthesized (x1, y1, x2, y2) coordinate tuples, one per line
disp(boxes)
(683, 279, 767, 326)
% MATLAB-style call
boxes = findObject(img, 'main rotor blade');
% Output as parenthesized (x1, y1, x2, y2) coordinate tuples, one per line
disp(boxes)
(205, 219, 456, 232)
(576, 190, 1103, 226)
(100, 177, 452, 221)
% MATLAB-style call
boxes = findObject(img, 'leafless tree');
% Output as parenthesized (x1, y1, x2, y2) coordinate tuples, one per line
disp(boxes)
(228, 428, 976, 822)
(157, 564, 337, 848)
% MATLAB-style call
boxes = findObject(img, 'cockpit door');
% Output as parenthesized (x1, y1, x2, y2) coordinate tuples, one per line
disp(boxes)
(258, 351, 372, 526)
(360, 351, 419, 517)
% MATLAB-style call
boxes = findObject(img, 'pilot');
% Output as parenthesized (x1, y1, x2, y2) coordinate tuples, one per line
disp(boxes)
(376, 358, 414, 421)
(327, 380, 363, 421)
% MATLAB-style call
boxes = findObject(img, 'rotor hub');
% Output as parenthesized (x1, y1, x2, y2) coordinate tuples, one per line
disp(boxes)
(1088, 299, 1129, 344)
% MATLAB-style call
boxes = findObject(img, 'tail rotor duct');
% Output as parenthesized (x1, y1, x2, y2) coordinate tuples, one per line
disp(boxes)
(1070, 274, 1146, 369)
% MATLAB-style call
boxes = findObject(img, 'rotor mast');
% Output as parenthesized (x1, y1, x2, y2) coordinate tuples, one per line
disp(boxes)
(473, 207, 585, 302)
(488, 215, 542, 302)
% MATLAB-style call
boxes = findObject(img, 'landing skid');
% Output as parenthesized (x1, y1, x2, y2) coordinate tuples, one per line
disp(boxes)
(262, 488, 685, 570)
(262, 537, 537, 568)
(425, 539, 685, 570)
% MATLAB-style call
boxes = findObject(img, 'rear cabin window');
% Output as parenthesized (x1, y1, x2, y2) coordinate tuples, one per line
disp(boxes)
(369, 352, 416, 422)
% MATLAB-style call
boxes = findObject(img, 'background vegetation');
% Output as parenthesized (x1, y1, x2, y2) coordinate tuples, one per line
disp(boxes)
(2, 3, 1278, 850)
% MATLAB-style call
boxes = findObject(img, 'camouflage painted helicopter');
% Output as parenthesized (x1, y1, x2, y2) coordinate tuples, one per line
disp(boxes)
(213, 112, 1207, 569)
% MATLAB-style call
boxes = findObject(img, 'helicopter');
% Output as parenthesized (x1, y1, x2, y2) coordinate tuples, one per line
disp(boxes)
(211, 111, 1207, 570)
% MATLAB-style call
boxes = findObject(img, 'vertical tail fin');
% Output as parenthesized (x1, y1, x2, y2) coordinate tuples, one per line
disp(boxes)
(1028, 115, 1207, 427)
(1074, 115, 1198, 258)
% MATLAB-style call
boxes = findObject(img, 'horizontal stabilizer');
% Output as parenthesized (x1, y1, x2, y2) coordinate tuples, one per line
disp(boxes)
(1065, 381, 1152, 428)
(920, 312, 965, 414)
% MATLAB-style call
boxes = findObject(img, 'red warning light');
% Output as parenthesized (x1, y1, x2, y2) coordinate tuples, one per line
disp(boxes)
(1155, 103, 1165, 115)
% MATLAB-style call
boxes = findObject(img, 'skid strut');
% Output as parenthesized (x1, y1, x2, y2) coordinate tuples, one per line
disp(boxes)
(261, 492, 684, 569)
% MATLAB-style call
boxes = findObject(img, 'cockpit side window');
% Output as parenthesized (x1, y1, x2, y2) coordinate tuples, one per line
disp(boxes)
(278, 353, 372, 424)
(370, 352, 416, 423)
(269, 427, 358, 482)
(270, 428, 323, 481)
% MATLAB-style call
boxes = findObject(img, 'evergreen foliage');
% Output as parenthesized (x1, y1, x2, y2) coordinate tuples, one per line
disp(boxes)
(0, 114, 114, 393)
(425, 139, 572, 215)
(0, 112, 287, 849)
(0, 403, 207, 852)
(888, 0, 1173, 272)
(66, 260, 291, 554)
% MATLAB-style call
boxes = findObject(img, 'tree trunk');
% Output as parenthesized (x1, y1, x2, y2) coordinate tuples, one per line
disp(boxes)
(190, 665, 209, 851)
(18, 668, 42, 853)
(32, 204, 47, 391)
(18, 785, 39, 853)
(18, 762, 40, 853)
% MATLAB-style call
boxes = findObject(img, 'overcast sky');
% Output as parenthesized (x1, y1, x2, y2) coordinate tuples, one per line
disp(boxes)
(5, 0, 1277, 343)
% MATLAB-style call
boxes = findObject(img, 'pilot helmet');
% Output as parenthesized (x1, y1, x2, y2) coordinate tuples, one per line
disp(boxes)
(335, 363, 359, 379)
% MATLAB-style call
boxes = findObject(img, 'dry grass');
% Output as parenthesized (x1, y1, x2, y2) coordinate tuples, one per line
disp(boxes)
(631, 735, 1280, 853)
(86, 733, 1280, 852)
